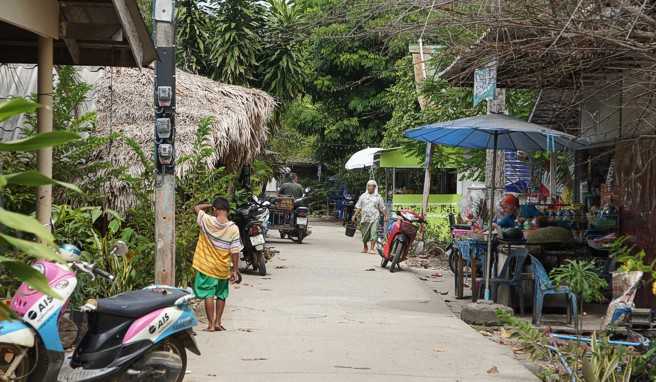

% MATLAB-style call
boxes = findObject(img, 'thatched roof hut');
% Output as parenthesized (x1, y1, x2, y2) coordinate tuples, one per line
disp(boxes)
(93, 67, 275, 210)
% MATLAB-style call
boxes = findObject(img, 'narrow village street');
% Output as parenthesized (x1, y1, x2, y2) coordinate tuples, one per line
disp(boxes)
(187, 223, 538, 382)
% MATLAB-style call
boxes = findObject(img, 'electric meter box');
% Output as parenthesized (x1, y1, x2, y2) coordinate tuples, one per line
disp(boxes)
(157, 86, 173, 107)
(158, 144, 174, 165)
(156, 118, 172, 139)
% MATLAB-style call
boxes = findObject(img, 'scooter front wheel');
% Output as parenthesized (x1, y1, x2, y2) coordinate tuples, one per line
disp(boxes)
(257, 252, 267, 276)
(390, 241, 404, 273)
(0, 344, 32, 381)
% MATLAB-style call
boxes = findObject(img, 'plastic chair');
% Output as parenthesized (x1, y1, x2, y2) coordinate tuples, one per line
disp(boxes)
(490, 247, 530, 314)
(531, 256, 578, 326)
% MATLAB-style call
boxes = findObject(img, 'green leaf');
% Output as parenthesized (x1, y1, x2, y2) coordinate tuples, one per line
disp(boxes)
(3, 171, 82, 193)
(0, 98, 39, 122)
(0, 131, 80, 152)
(0, 234, 63, 262)
(0, 208, 54, 243)
(89, 207, 102, 223)
(108, 219, 121, 235)
(0, 256, 61, 299)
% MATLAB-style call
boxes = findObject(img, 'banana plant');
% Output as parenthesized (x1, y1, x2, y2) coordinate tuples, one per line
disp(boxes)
(0, 97, 80, 319)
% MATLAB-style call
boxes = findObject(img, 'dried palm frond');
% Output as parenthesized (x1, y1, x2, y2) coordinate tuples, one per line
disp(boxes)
(92, 67, 275, 210)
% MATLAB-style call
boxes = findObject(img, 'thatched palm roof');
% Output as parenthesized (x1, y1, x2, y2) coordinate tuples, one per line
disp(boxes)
(93, 67, 275, 210)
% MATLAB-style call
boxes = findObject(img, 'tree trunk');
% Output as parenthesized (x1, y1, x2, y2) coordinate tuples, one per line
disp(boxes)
(486, 88, 506, 212)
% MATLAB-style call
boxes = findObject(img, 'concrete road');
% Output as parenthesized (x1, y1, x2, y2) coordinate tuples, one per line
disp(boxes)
(186, 223, 537, 382)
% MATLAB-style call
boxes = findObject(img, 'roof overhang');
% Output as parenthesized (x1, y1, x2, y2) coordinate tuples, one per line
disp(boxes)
(0, 0, 156, 67)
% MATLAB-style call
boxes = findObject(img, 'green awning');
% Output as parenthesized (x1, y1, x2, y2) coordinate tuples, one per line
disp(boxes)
(392, 194, 461, 205)
(378, 147, 463, 169)
(379, 148, 423, 168)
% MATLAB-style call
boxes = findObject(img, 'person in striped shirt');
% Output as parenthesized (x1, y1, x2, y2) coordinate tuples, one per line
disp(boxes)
(192, 197, 242, 332)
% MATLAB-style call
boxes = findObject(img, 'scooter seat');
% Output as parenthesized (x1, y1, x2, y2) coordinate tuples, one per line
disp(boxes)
(97, 289, 187, 318)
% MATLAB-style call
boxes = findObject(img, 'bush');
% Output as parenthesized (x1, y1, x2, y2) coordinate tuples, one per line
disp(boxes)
(550, 259, 608, 304)
(175, 117, 236, 286)
(52, 205, 153, 306)
(424, 216, 450, 243)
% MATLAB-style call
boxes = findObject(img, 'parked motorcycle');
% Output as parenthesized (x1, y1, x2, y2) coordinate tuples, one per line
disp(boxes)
(290, 188, 312, 243)
(233, 196, 270, 276)
(377, 210, 426, 273)
(0, 243, 199, 382)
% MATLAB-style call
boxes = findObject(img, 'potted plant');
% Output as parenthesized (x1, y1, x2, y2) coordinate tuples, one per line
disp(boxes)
(551, 259, 608, 327)
(610, 236, 656, 300)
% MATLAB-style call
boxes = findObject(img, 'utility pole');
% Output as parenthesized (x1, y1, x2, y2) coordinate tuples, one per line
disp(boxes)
(153, 0, 176, 285)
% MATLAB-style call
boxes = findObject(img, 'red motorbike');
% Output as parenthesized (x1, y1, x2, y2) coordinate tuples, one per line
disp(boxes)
(377, 210, 426, 273)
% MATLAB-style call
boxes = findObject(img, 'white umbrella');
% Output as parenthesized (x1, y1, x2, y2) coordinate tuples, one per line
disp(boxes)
(345, 147, 382, 170)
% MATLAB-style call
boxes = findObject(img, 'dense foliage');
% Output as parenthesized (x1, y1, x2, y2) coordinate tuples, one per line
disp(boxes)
(174, 0, 306, 103)
(0, 98, 80, 318)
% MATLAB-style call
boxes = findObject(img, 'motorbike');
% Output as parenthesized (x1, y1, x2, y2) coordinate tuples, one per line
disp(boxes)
(0, 243, 199, 382)
(268, 188, 312, 244)
(341, 193, 355, 226)
(377, 210, 426, 273)
(233, 196, 270, 276)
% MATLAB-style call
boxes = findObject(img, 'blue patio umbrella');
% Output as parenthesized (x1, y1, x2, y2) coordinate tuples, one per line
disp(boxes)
(405, 113, 580, 301)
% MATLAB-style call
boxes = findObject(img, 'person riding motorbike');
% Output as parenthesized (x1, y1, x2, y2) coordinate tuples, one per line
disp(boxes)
(279, 172, 304, 198)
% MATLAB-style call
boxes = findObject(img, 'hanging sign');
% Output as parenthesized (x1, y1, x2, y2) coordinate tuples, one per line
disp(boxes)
(473, 61, 497, 107)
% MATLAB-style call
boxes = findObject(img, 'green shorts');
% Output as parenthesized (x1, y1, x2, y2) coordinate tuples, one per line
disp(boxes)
(193, 272, 229, 300)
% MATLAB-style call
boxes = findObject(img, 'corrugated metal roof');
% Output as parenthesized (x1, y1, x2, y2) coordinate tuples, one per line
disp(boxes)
(0, 64, 104, 141)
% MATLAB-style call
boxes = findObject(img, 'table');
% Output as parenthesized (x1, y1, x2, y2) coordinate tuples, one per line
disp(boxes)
(454, 238, 490, 302)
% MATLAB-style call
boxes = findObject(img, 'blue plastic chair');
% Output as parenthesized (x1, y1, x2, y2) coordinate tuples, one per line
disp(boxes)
(530, 256, 578, 326)
(491, 247, 530, 314)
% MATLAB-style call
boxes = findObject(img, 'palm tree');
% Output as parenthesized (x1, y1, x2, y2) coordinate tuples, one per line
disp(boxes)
(209, 0, 265, 85)
(260, 0, 307, 102)
(176, 0, 212, 74)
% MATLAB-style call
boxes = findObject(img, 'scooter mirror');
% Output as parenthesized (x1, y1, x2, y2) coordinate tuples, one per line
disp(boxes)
(252, 195, 259, 202)
(111, 241, 129, 257)
(304, 187, 311, 194)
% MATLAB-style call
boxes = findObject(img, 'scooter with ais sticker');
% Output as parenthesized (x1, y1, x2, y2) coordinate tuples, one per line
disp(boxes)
(0, 243, 199, 382)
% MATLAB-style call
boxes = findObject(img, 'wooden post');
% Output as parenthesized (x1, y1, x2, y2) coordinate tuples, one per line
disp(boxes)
(549, 152, 556, 203)
(471, 251, 478, 302)
(153, 0, 176, 285)
(422, 143, 433, 215)
(456, 253, 464, 299)
(483, 88, 506, 301)
(486, 88, 506, 198)
(36, 36, 53, 229)
(410, 42, 437, 217)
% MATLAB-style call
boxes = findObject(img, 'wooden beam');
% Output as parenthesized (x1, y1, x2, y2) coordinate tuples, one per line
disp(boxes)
(0, 0, 59, 38)
(63, 38, 80, 64)
(61, 22, 123, 41)
(112, 0, 144, 67)
(60, 1, 114, 8)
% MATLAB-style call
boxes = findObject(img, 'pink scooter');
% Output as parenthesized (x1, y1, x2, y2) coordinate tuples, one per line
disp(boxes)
(0, 243, 199, 382)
